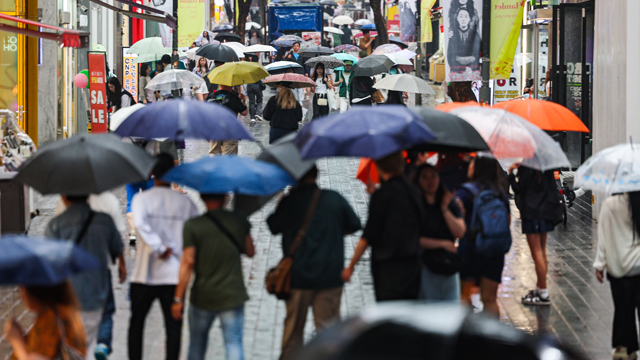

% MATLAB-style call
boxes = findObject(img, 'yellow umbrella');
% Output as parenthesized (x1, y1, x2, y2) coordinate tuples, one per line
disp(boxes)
(207, 61, 269, 86)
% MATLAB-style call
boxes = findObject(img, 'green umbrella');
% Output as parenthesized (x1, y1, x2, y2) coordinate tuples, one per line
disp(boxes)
(128, 37, 169, 55)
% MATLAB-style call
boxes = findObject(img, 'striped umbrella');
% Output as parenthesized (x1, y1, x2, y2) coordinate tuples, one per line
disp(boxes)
(372, 44, 402, 55)
(373, 74, 435, 95)
(305, 56, 345, 69)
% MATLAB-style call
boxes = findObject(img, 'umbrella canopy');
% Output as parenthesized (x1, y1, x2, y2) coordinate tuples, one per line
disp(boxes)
(395, 49, 417, 59)
(324, 26, 344, 35)
(354, 19, 372, 26)
(215, 32, 242, 42)
(115, 100, 253, 141)
(128, 37, 168, 55)
(493, 99, 590, 133)
(384, 53, 412, 66)
(410, 107, 490, 153)
(373, 74, 435, 94)
(574, 142, 640, 194)
(334, 44, 360, 53)
(162, 156, 295, 196)
(356, 158, 379, 185)
(351, 55, 394, 76)
(342, 3, 356, 9)
(133, 50, 187, 64)
(333, 15, 354, 25)
(451, 107, 571, 171)
(264, 61, 304, 72)
(0, 236, 101, 286)
(258, 132, 315, 180)
(243, 44, 277, 53)
(305, 55, 345, 69)
(301, 45, 335, 57)
(222, 41, 247, 58)
(196, 43, 240, 62)
(245, 22, 261, 30)
(320, 0, 338, 5)
(207, 61, 269, 86)
(264, 73, 317, 88)
(145, 69, 205, 91)
(212, 24, 234, 32)
(272, 35, 304, 47)
(354, 31, 378, 38)
(185, 47, 200, 60)
(294, 105, 436, 160)
(109, 103, 146, 131)
(372, 44, 402, 55)
(389, 36, 409, 49)
(360, 23, 376, 30)
(435, 101, 482, 112)
(14, 134, 157, 195)
(331, 53, 359, 64)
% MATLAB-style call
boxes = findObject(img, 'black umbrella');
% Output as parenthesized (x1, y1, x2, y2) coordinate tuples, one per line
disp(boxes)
(351, 55, 394, 76)
(389, 36, 409, 49)
(409, 107, 490, 153)
(301, 45, 335, 58)
(14, 134, 157, 195)
(196, 43, 240, 62)
(215, 32, 242, 43)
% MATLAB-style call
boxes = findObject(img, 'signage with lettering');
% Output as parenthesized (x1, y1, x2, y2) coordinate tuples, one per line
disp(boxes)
(122, 48, 138, 101)
(88, 53, 108, 133)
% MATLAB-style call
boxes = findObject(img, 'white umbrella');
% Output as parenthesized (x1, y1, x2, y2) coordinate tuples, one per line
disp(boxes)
(265, 61, 303, 71)
(384, 53, 413, 66)
(575, 143, 640, 194)
(333, 15, 354, 25)
(355, 19, 372, 26)
(396, 49, 417, 59)
(223, 42, 246, 58)
(243, 44, 277, 53)
(373, 74, 435, 95)
(128, 37, 168, 55)
(246, 22, 261, 30)
(186, 47, 200, 60)
(109, 103, 146, 131)
(144, 69, 205, 91)
(324, 26, 344, 35)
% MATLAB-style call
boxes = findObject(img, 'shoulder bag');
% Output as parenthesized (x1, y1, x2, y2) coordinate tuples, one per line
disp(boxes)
(75, 211, 95, 245)
(54, 311, 84, 360)
(265, 189, 321, 300)
(204, 212, 244, 254)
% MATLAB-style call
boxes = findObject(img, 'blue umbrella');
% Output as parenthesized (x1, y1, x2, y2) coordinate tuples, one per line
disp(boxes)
(360, 23, 376, 30)
(0, 236, 100, 286)
(162, 156, 296, 196)
(114, 100, 254, 142)
(294, 105, 436, 160)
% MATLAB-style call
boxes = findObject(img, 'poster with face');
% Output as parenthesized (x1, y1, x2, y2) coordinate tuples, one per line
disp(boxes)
(399, 0, 417, 42)
(151, 0, 173, 47)
(443, 0, 482, 82)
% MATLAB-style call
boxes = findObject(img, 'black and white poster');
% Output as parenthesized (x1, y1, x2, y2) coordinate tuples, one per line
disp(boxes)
(443, 0, 482, 82)
(151, 0, 173, 47)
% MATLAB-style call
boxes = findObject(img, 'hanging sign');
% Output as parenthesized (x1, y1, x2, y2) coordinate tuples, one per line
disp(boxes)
(122, 48, 138, 101)
(442, 0, 482, 82)
(88, 53, 108, 133)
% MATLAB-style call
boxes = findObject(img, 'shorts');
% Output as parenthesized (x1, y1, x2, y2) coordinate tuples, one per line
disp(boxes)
(522, 219, 555, 234)
(459, 237, 505, 284)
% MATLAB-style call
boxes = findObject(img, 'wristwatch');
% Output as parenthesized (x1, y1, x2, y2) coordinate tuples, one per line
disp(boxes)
(173, 296, 183, 304)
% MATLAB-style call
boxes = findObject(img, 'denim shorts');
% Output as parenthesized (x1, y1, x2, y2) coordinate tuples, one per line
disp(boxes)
(522, 219, 555, 234)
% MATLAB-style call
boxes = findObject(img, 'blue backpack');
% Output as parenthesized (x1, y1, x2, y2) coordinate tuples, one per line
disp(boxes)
(463, 184, 512, 258)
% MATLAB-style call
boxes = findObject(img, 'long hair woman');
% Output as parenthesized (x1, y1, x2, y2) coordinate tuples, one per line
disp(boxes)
(384, 90, 405, 105)
(107, 77, 136, 112)
(262, 83, 303, 143)
(311, 63, 334, 119)
(456, 156, 510, 316)
(595, 192, 640, 360)
(4, 282, 86, 359)
(138, 63, 155, 104)
(413, 164, 466, 302)
(193, 57, 209, 78)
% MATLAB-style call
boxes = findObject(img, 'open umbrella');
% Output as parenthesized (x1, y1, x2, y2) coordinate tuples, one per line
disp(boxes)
(133, 50, 188, 64)
(162, 156, 295, 196)
(373, 74, 435, 95)
(196, 43, 240, 62)
(244, 44, 277, 53)
(354, 19, 372, 26)
(305, 56, 345, 69)
(360, 23, 376, 30)
(334, 44, 360, 53)
(493, 98, 590, 133)
(351, 55, 394, 76)
(246, 22, 261, 30)
(145, 69, 205, 91)
(450, 107, 571, 171)
(356, 158, 379, 185)
(324, 26, 344, 35)
(212, 24, 234, 32)
(109, 103, 146, 131)
(435, 101, 482, 113)
(331, 53, 359, 64)
(372, 44, 402, 55)
(384, 53, 413, 66)
(223, 41, 247, 58)
(332, 15, 354, 25)
(301, 45, 335, 57)
(395, 49, 417, 59)
(207, 61, 269, 86)
(215, 32, 242, 42)
(342, 3, 356, 9)
(272, 35, 304, 47)
(389, 36, 409, 49)
(258, 132, 315, 180)
(320, 0, 338, 5)
(265, 61, 304, 72)
(128, 37, 168, 55)
(410, 107, 489, 153)
(294, 105, 436, 160)
(264, 73, 317, 88)
(574, 142, 640, 194)
(0, 236, 101, 286)
(14, 134, 157, 195)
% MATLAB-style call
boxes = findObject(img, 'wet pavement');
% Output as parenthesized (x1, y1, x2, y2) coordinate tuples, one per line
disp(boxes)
(1, 91, 612, 360)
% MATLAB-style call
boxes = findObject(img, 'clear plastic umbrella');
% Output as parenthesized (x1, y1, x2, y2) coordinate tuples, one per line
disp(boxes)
(450, 107, 571, 171)
(384, 53, 412, 65)
(574, 142, 640, 194)
(144, 69, 205, 91)
(372, 44, 403, 55)
(128, 37, 168, 55)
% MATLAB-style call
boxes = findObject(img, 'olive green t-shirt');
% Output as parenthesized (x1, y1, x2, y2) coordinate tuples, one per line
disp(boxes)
(183, 209, 251, 312)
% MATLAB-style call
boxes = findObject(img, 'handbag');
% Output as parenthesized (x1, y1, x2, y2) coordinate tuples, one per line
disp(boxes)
(317, 97, 328, 106)
(421, 248, 461, 276)
(54, 311, 84, 360)
(372, 89, 385, 103)
(265, 189, 321, 300)
(327, 88, 338, 110)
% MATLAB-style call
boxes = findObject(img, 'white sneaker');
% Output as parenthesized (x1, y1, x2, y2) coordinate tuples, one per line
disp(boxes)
(255, 115, 263, 121)
(251, 118, 256, 123)
(613, 347, 633, 360)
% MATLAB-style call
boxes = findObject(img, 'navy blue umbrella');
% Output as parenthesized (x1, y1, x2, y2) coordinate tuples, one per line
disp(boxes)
(360, 23, 376, 30)
(162, 156, 295, 196)
(0, 236, 100, 286)
(294, 105, 436, 160)
(114, 100, 254, 142)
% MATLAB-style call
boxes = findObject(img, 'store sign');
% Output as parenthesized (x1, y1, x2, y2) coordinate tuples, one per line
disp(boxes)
(88, 53, 108, 133)
(302, 32, 321, 45)
(489, 0, 524, 79)
(122, 49, 138, 101)
(178, 0, 206, 47)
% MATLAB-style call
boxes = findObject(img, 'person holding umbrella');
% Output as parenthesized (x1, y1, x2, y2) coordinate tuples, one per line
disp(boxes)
(207, 83, 247, 155)
(334, 60, 354, 112)
(311, 63, 334, 119)
(263, 82, 303, 143)
(350, 74, 374, 106)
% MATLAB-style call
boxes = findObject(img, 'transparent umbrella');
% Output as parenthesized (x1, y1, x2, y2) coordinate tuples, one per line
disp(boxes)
(144, 69, 205, 91)
(574, 142, 640, 194)
(128, 37, 168, 55)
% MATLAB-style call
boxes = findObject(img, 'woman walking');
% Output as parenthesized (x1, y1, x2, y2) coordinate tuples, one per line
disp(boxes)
(138, 64, 155, 104)
(311, 63, 333, 119)
(193, 57, 209, 77)
(509, 164, 561, 305)
(263, 83, 303, 143)
(414, 164, 465, 302)
(384, 90, 405, 105)
(107, 77, 136, 112)
(595, 192, 640, 360)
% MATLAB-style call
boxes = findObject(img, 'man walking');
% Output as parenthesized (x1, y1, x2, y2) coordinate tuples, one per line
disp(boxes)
(46, 194, 126, 358)
(128, 153, 199, 360)
(334, 60, 354, 113)
(267, 166, 362, 360)
(207, 84, 248, 155)
(246, 56, 265, 123)
(172, 193, 255, 360)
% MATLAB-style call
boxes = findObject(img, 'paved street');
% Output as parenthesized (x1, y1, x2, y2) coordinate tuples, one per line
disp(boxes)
(1, 95, 610, 360)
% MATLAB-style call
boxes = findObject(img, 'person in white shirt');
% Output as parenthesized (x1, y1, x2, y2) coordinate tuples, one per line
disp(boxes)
(128, 153, 199, 360)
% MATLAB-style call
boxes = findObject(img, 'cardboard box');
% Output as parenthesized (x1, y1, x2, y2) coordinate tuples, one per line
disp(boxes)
(433, 63, 445, 82)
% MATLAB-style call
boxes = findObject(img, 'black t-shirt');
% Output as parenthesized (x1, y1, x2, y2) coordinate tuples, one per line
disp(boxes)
(206, 90, 247, 115)
(421, 198, 462, 241)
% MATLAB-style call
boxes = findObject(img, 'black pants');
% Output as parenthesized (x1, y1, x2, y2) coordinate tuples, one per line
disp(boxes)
(371, 259, 421, 302)
(609, 274, 640, 353)
(269, 127, 296, 144)
(128, 284, 181, 360)
(247, 83, 263, 119)
(312, 93, 330, 119)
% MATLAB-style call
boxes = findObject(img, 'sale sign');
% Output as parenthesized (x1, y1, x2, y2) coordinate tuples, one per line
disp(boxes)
(88, 53, 108, 133)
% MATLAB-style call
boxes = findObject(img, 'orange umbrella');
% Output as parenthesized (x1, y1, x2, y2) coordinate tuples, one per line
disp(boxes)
(435, 101, 482, 113)
(356, 158, 379, 185)
(493, 99, 589, 132)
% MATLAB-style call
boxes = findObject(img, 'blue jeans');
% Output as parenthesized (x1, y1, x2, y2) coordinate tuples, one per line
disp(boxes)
(125, 179, 154, 213)
(418, 265, 461, 302)
(188, 305, 245, 360)
(97, 279, 115, 351)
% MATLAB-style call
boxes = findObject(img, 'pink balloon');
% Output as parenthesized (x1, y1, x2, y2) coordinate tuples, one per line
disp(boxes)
(74, 73, 88, 88)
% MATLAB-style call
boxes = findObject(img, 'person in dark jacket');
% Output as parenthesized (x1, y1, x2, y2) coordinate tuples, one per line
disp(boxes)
(341, 25, 353, 45)
(263, 83, 303, 143)
(508, 164, 561, 306)
(350, 76, 374, 106)
(384, 90, 405, 105)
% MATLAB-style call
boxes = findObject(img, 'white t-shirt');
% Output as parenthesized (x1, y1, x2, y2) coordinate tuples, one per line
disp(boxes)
(315, 78, 327, 94)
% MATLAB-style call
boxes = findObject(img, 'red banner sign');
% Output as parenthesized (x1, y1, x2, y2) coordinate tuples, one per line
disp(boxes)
(88, 53, 108, 133)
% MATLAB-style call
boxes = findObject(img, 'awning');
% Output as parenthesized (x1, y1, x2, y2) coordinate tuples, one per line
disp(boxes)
(88, 0, 176, 29)
(0, 13, 89, 47)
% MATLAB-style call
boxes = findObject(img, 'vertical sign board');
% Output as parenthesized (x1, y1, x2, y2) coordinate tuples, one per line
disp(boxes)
(178, 0, 206, 47)
(88, 53, 108, 133)
(122, 49, 138, 101)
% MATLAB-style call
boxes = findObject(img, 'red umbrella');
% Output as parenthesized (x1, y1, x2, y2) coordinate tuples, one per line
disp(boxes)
(263, 73, 317, 89)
